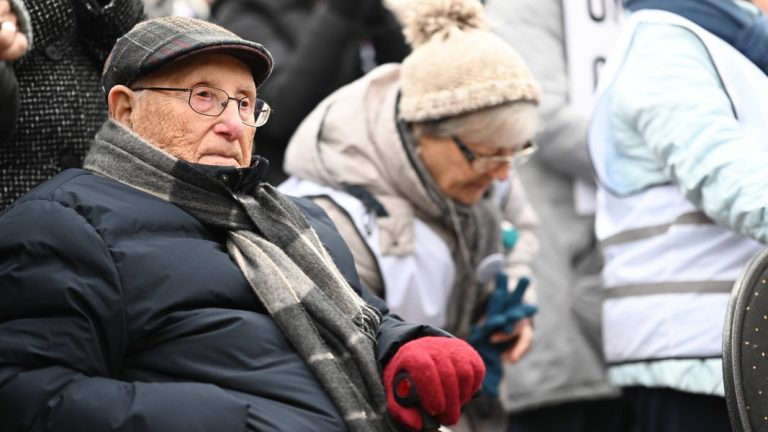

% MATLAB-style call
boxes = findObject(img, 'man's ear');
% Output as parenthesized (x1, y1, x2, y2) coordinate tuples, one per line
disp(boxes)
(108, 85, 137, 129)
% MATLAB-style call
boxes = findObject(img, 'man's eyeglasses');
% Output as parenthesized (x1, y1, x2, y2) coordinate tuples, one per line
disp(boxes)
(451, 135, 537, 174)
(130, 85, 272, 127)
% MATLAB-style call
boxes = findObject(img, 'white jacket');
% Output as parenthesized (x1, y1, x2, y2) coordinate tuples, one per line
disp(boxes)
(589, 10, 768, 394)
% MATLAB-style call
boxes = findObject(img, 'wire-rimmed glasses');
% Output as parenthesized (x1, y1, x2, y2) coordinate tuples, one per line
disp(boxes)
(131, 85, 272, 127)
(451, 135, 537, 174)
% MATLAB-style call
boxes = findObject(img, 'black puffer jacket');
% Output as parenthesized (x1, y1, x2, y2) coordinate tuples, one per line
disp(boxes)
(0, 168, 441, 431)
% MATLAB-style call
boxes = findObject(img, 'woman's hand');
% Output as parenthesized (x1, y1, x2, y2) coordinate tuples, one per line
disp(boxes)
(489, 317, 533, 363)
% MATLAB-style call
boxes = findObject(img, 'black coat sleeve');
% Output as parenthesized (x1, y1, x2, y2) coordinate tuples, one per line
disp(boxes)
(211, 0, 407, 182)
(369, 10, 409, 66)
(74, 0, 145, 64)
(212, 0, 361, 149)
(0, 62, 19, 146)
(0, 199, 252, 431)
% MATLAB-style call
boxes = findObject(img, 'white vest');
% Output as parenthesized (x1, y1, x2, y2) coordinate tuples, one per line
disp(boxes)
(279, 177, 455, 328)
(589, 10, 768, 364)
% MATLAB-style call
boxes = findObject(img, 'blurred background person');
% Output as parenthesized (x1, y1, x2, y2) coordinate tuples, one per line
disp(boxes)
(1, 0, 143, 209)
(142, 0, 211, 19)
(0, 0, 31, 146)
(279, 0, 541, 429)
(209, 0, 410, 184)
(484, 0, 631, 431)
(588, 0, 768, 430)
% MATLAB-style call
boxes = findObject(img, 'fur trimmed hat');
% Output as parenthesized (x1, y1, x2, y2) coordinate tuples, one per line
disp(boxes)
(398, 0, 541, 122)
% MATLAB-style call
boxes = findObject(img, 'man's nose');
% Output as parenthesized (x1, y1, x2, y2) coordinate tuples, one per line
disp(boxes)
(219, 99, 246, 130)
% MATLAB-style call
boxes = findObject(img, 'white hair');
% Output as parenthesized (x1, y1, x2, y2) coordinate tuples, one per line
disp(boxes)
(410, 101, 538, 148)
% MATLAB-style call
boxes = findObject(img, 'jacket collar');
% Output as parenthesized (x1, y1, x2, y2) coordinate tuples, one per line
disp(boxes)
(624, 0, 768, 75)
(191, 155, 269, 195)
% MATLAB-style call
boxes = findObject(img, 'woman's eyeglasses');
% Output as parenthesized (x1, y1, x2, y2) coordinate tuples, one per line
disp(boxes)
(451, 135, 537, 174)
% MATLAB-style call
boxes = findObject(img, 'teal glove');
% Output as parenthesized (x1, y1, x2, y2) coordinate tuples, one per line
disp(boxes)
(468, 275, 537, 398)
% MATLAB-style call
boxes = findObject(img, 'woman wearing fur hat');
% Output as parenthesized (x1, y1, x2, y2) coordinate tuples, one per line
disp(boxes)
(280, 0, 540, 427)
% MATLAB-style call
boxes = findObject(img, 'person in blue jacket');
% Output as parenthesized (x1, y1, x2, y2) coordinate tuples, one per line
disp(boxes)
(0, 16, 485, 432)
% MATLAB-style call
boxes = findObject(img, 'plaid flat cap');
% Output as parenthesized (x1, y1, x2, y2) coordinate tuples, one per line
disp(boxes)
(102, 16, 273, 97)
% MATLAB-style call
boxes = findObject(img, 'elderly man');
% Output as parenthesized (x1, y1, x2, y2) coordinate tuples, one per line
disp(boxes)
(0, 17, 484, 432)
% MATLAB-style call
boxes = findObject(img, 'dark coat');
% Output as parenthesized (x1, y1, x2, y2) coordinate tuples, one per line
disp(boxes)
(0, 63, 19, 146)
(1, 0, 30, 150)
(210, 0, 409, 184)
(0, 0, 143, 209)
(0, 168, 441, 431)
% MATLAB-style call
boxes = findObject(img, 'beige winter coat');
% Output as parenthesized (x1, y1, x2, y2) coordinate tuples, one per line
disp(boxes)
(282, 64, 538, 336)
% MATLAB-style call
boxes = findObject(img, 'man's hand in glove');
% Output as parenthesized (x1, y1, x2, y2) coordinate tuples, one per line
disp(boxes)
(383, 336, 485, 431)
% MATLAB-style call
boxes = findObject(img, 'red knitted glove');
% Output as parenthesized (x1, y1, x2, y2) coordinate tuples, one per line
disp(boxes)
(383, 337, 485, 431)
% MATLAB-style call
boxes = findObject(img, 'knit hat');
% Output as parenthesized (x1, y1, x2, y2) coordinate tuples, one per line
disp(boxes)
(102, 16, 273, 97)
(398, 0, 541, 122)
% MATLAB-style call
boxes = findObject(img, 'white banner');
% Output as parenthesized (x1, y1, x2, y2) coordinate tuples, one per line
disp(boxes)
(564, 0, 624, 216)
(563, 0, 624, 115)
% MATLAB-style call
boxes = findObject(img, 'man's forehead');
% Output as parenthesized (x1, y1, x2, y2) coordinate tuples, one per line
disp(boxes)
(140, 52, 257, 90)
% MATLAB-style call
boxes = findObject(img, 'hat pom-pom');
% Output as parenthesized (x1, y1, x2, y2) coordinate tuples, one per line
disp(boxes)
(403, 0, 488, 48)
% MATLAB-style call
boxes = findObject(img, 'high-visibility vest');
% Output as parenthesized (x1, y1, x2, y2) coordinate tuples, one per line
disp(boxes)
(589, 10, 768, 364)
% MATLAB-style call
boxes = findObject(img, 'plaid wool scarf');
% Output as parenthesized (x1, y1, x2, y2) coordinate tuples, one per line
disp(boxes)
(84, 120, 394, 432)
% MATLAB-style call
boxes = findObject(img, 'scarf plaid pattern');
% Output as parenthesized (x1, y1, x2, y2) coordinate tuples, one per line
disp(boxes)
(84, 120, 394, 432)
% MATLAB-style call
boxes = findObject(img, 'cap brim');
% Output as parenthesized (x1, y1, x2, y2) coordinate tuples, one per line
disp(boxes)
(155, 43, 273, 88)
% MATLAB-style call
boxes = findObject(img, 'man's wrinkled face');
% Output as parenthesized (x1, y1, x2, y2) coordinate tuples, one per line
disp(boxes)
(129, 53, 257, 167)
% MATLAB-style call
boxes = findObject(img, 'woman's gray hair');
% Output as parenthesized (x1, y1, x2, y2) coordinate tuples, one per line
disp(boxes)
(410, 101, 538, 148)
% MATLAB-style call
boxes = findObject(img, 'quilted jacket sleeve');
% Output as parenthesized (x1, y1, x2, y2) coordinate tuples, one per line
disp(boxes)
(0, 199, 252, 431)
